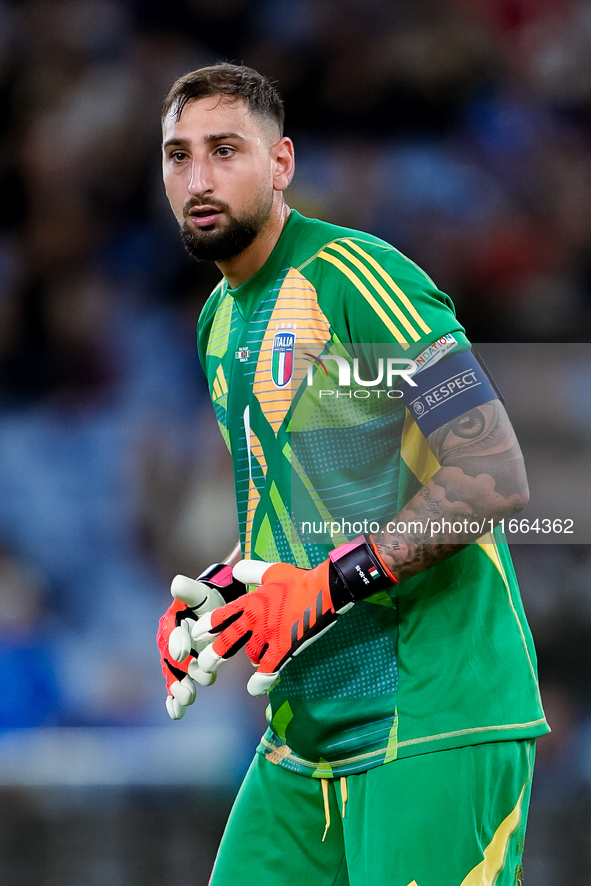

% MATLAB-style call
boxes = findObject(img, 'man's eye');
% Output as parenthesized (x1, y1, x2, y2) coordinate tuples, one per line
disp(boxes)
(216, 146, 235, 158)
(171, 151, 187, 162)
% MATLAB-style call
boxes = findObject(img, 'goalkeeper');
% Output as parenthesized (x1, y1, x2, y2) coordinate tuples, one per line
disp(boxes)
(157, 62, 548, 886)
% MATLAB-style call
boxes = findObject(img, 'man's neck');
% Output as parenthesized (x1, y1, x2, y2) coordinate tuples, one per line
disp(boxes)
(217, 199, 291, 289)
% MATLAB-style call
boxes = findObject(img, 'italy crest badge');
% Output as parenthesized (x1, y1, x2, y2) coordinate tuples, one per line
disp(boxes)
(271, 331, 295, 387)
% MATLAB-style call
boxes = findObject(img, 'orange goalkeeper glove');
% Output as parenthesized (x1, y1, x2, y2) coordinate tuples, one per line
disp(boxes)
(191, 537, 397, 696)
(157, 563, 245, 719)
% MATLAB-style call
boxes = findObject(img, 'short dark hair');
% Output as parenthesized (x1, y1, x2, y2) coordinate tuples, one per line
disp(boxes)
(162, 62, 285, 136)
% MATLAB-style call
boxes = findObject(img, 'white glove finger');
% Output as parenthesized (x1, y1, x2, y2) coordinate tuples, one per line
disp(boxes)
(170, 676, 196, 707)
(180, 617, 196, 633)
(193, 634, 216, 654)
(181, 674, 197, 704)
(197, 587, 225, 613)
(166, 695, 186, 720)
(232, 559, 277, 587)
(169, 625, 192, 662)
(247, 670, 280, 696)
(171, 575, 224, 611)
(190, 611, 218, 645)
(197, 643, 227, 675)
(188, 659, 217, 686)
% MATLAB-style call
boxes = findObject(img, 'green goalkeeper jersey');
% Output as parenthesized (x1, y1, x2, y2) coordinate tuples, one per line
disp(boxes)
(197, 209, 548, 778)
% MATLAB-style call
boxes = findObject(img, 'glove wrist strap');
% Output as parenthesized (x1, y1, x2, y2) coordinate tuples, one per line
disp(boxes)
(328, 536, 397, 609)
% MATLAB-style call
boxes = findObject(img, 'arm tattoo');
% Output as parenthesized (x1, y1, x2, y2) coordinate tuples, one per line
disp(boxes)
(374, 399, 529, 581)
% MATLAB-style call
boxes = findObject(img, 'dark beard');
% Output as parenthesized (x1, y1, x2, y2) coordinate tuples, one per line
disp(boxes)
(180, 198, 272, 262)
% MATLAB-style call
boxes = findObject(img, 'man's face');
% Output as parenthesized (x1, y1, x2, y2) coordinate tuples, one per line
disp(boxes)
(162, 96, 279, 262)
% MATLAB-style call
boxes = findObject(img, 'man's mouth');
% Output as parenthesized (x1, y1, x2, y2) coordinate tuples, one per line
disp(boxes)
(187, 206, 223, 228)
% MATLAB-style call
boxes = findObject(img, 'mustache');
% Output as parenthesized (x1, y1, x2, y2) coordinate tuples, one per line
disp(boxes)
(182, 197, 230, 218)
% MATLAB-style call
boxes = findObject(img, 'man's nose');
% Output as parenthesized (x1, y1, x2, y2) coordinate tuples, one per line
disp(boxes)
(188, 159, 213, 196)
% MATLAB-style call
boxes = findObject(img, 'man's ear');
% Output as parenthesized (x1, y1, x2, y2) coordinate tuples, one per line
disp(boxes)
(271, 137, 295, 192)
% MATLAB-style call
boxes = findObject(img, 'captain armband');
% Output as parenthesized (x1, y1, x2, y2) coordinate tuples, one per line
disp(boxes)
(401, 350, 503, 437)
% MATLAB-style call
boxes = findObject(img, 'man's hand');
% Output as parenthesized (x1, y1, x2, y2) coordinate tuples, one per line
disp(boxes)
(190, 538, 396, 696)
(157, 564, 246, 719)
(158, 595, 198, 721)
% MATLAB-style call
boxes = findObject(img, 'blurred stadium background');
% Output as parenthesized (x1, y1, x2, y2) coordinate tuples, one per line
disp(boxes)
(0, 0, 591, 882)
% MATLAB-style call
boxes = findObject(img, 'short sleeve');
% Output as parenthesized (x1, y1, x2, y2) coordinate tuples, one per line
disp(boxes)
(309, 236, 471, 361)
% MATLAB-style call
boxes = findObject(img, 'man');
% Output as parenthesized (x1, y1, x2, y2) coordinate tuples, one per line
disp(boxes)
(159, 63, 548, 886)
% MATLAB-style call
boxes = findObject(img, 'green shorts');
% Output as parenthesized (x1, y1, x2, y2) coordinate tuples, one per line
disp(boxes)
(209, 740, 535, 886)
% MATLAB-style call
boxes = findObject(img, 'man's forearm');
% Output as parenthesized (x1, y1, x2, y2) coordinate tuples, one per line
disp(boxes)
(373, 474, 492, 580)
(374, 400, 529, 581)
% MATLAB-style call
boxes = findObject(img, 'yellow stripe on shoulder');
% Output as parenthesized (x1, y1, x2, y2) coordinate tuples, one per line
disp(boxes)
(325, 242, 422, 341)
(344, 239, 432, 335)
(318, 249, 410, 348)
